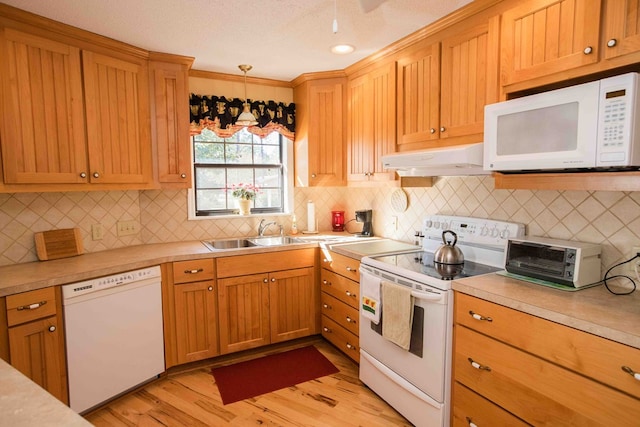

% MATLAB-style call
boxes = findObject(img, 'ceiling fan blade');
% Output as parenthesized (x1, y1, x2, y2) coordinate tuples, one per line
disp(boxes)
(358, 0, 387, 13)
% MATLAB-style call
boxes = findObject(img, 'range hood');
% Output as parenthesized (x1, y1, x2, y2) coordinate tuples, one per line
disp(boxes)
(381, 143, 489, 177)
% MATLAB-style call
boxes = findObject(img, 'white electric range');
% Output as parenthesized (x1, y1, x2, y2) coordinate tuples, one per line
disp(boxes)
(359, 215, 525, 427)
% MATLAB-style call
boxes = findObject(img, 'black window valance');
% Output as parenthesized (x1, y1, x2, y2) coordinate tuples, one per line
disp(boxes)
(189, 94, 295, 140)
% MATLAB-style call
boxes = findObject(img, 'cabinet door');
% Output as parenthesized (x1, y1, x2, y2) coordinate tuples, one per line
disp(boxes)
(82, 51, 152, 184)
(347, 63, 396, 182)
(174, 280, 218, 364)
(396, 41, 440, 150)
(500, 0, 601, 86)
(603, 0, 640, 60)
(269, 267, 316, 343)
(217, 273, 270, 354)
(308, 80, 346, 186)
(0, 28, 87, 184)
(149, 60, 191, 188)
(440, 18, 499, 140)
(8, 316, 67, 403)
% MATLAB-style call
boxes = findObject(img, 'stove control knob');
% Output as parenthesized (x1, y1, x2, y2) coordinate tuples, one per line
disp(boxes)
(480, 226, 489, 236)
(434, 221, 441, 229)
(425, 220, 433, 228)
(491, 228, 499, 238)
(500, 228, 510, 239)
(441, 221, 449, 230)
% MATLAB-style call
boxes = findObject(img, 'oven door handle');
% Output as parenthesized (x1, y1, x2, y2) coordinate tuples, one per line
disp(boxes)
(410, 291, 443, 303)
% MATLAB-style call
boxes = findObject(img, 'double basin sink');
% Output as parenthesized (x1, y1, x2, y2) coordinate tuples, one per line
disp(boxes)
(203, 236, 302, 250)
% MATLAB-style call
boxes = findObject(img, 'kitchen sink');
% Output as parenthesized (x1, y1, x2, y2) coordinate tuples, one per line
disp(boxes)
(202, 236, 303, 251)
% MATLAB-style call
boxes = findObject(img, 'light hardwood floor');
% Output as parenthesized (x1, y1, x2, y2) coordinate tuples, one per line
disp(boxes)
(84, 338, 412, 426)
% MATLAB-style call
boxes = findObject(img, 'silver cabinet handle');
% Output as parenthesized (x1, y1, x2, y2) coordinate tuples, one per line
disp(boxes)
(17, 301, 47, 311)
(207, 286, 213, 291)
(469, 310, 492, 322)
(468, 357, 491, 371)
(607, 38, 617, 48)
(622, 366, 640, 381)
(48, 325, 56, 333)
(583, 46, 593, 54)
(93, 172, 100, 178)
(180, 173, 187, 178)
(79, 172, 87, 178)
(184, 268, 204, 274)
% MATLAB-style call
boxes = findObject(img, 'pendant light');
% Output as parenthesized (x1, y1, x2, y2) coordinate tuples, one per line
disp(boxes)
(236, 64, 258, 126)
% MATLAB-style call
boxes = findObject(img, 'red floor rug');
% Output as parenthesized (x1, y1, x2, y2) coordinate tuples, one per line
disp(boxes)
(211, 345, 339, 404)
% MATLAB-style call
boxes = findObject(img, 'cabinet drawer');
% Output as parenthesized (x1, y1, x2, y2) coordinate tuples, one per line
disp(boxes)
(322, 315, 359, 363)
(217, 248, 315, 278)
(173, 259, 215, 284)
(6, 287, 57, 327)
(452, 382, 529, 427)
(321, 293, 359, 336)
(455, 292, 640, 400)
(321, 251, 360, 282)
(321, 269, 359, 309)
(455, 325, 640, 426)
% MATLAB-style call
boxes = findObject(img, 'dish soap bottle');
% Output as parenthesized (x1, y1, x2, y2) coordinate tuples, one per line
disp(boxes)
(291, 214, 298, 235)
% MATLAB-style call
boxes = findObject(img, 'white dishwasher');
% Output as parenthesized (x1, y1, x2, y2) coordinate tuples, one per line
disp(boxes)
(62, 266, 165, 414)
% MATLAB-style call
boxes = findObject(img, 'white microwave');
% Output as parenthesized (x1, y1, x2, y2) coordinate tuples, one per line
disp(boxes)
(484, 72, 640, 172)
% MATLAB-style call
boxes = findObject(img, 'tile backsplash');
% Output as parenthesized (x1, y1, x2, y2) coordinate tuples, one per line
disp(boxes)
(2, 177, 640, 278)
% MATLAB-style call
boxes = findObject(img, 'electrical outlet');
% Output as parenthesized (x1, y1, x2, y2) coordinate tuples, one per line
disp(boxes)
(629, 246, 640, 274)
(91, 224, 104, 240)
(117, 220, 139, 237)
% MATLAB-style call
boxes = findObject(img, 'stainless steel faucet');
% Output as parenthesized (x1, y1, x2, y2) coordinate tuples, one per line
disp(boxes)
(258, 219, 278, 236)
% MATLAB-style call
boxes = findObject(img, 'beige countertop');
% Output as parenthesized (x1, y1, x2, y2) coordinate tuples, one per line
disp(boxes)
(0, 359, 91, 427)
(453, 273, 640, 349)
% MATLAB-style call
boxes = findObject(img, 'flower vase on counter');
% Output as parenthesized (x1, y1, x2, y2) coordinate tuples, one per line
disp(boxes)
(237, 199, 251, 215)
(231, 183, 259, 215)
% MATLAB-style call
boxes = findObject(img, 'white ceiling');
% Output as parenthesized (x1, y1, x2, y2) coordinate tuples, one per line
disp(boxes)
(3, 0, 472, 82)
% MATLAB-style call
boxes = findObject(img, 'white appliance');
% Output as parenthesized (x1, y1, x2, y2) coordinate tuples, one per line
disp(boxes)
(62, 266, 165, 414)
(359, 215, 525, 427)
(484, 72, 640, 172)
(381, 143, 489, 177)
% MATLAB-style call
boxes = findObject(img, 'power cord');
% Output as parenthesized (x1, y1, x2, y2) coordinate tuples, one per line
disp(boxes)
(601, 253, 639, 295)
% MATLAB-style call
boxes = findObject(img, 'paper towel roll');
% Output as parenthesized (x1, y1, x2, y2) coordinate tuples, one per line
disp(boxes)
(307, 200, 316, 232)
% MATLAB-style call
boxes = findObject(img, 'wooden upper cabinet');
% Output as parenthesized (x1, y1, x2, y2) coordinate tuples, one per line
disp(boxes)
(149, 57, 193, 188)
(396, 41, 440, 149)
(82, 51, 152, 184)
(500, 0, 601, 86)
(347, 62, 396, 182)
(0, 28, 87, 184)
(603, 0, 640, 60)
(440, 18, 500, 140)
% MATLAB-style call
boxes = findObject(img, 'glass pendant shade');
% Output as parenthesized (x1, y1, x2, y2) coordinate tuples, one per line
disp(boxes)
(236, 64, 258, 126)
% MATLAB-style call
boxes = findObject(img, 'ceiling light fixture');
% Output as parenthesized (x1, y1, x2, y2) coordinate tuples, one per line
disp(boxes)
(330, 0, 355, 55)
(236, 64, 258, 126)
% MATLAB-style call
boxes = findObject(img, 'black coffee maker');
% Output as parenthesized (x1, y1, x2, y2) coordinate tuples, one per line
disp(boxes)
(355, 209, 373, 237)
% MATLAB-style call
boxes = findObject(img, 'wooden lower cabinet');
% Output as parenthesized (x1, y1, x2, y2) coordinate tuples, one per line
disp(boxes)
(216, 249, 318, 355)
(453, 292, 640, 426)
(173, 280, 218, 364)
(5, 287, 67, 404)
(320, 251, 360, 363)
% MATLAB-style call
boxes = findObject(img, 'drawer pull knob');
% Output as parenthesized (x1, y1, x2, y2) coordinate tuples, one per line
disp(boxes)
(622, 365, 640, 381)
(185, 268, 204, 274)
(323, 327, 332, 333)
(17, 301, 47, 311)
(180, 173, 187, 178)
(271, 277, 276, 282)
(346, 343, 354, 350)
(346, 267, 353, 271)
(323, 303, 331, 309)
(468, 357, 491, 371)
(346, 291, 356, 298)
(346, 316, 355, 323)
(583, 46, 593, 55)
(79, 172, 87, 178)
(208, 286, 213, 291)
(48, 325, 56, 333)
(323, 280, 331, 286)
(466, 417, 478, 427)
(263, 278, 269, 283)
(469, 310, 492, 322)
(607, 38, 617, 48)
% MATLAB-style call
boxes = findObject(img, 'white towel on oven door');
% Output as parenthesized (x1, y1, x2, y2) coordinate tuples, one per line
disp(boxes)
(381, 281, 414, 350)
(361, 272, 381, 324)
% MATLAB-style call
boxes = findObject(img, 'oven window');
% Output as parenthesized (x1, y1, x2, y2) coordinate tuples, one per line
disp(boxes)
(370, 306, 424, 358)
